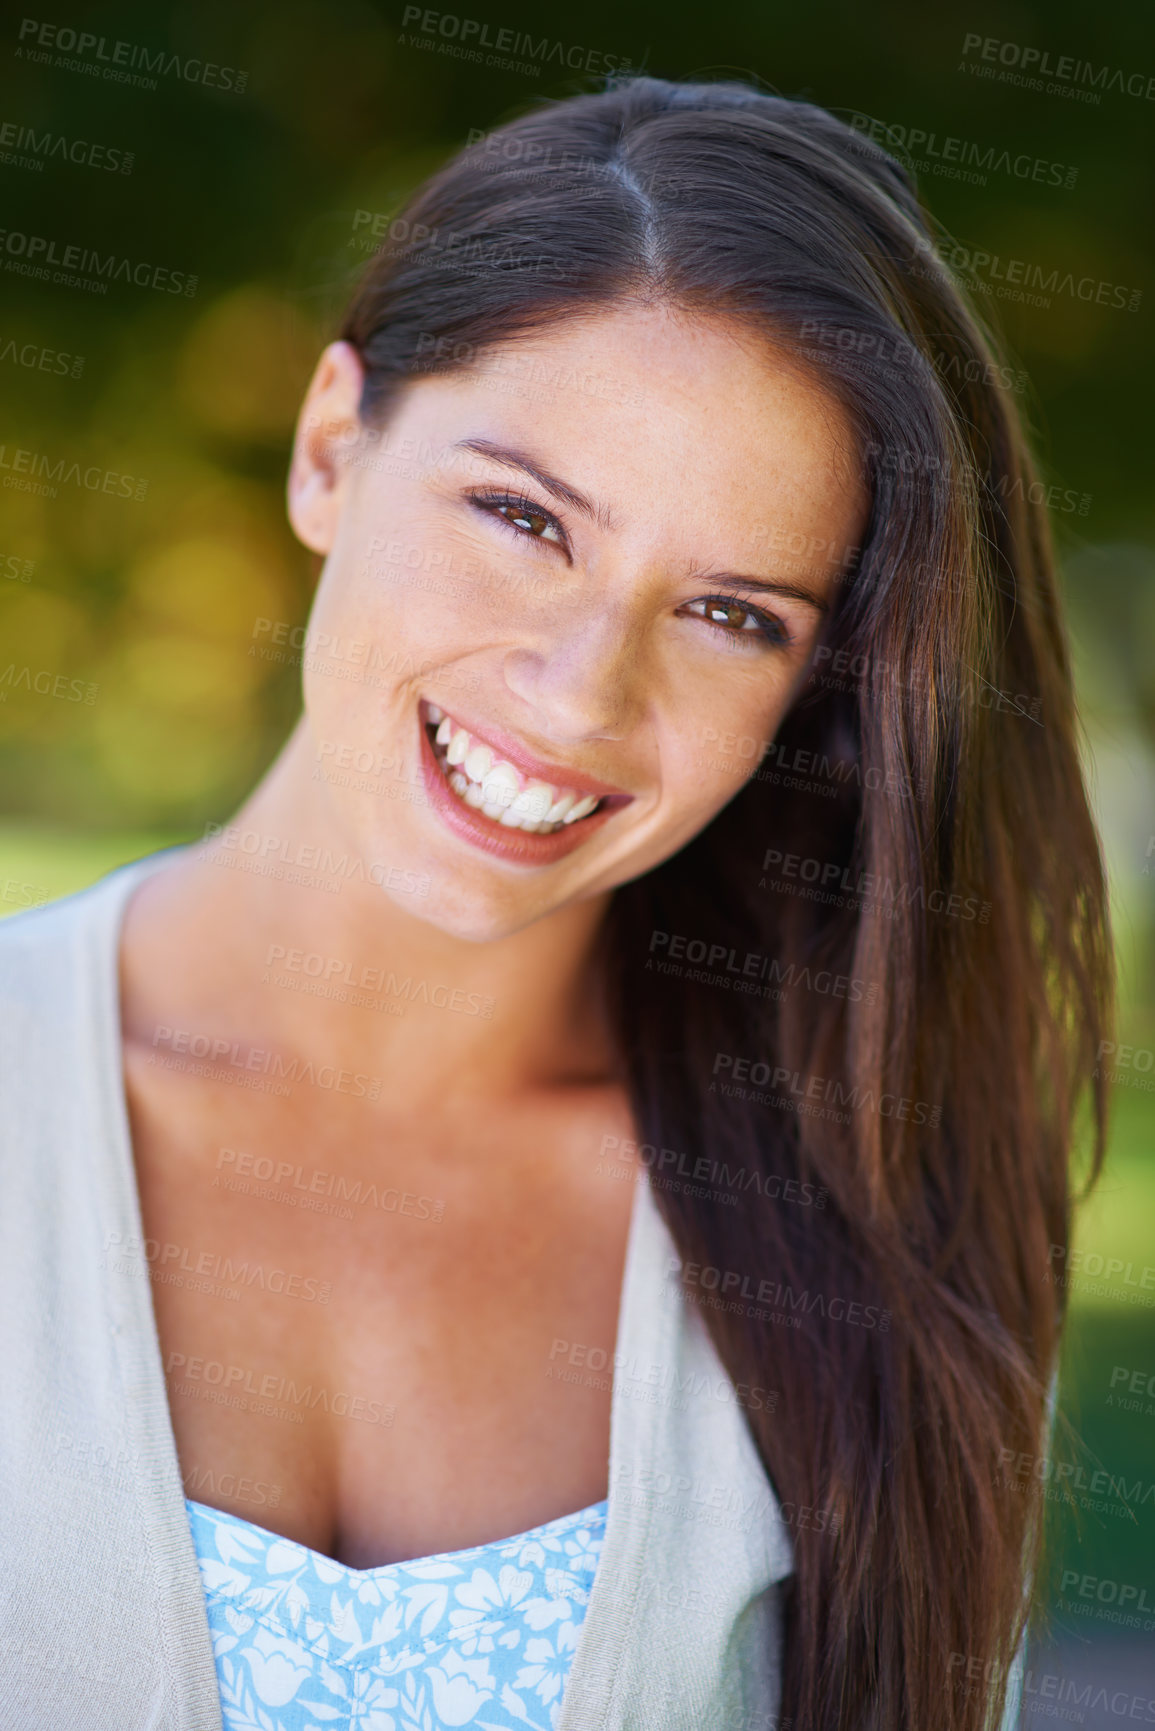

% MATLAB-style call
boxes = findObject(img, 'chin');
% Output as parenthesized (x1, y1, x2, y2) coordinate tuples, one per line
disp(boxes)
(377, 868, 541, 944)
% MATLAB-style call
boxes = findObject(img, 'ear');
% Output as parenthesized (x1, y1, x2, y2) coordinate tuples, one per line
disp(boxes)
(286, 341, 367, 554)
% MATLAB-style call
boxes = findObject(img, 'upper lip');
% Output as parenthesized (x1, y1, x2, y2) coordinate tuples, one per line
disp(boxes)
(422, 699, 633, 803)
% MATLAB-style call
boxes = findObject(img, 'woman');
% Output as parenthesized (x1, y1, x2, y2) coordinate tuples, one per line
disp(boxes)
(0, 74, 1112, 1731)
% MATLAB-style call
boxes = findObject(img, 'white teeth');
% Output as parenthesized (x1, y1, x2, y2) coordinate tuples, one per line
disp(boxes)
(426, 703, 606, 835)
(480, 763, 520, 810)
(505, 783, 553, 825)
(463, 743, 493, 783)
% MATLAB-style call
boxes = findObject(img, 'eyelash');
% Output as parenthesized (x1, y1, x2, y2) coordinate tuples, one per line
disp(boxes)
(469, 491, 568, 550)
(467, 489, 793, 651)
(683, 593, 793, 650)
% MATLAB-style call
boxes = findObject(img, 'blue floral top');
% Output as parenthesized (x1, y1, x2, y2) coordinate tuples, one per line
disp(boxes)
(185, 1494, 608, 1731)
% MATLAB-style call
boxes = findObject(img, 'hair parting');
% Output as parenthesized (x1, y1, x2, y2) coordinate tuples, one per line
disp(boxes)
(338, 75, 1113, 1731)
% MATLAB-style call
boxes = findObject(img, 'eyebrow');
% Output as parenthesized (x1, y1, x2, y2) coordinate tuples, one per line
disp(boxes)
(453, 438, 614, 529)
(455, 436, 832, 616)
(702, 572, 831, 617)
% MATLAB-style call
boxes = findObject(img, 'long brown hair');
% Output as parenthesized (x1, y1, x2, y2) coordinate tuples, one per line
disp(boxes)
(338, 76, 1113, 1731)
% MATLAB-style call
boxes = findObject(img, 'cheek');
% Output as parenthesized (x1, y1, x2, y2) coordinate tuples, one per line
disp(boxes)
(328, 502, 513, 648)
(669, 698, 779, 786)
(661, 732, 762, 834)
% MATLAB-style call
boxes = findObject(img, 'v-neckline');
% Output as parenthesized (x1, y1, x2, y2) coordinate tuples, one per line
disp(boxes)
(17, 850, 791, 1730)
(90, 846, 652, 1600)
(185, 1490, 609, 1581)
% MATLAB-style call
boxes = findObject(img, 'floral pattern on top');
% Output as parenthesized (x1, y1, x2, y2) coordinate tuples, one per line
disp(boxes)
(185, 1493, 607, 1731)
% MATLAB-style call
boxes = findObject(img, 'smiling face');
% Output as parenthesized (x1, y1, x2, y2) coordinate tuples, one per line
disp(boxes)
(287, 302, 867, 941)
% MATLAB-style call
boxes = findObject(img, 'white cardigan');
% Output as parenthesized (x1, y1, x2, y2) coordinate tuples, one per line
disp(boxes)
(0, 856, 796, 1730)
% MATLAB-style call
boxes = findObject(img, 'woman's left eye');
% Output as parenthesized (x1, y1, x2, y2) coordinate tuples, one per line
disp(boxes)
(683, 595, 791, 648)
(475, 494, 566, 545)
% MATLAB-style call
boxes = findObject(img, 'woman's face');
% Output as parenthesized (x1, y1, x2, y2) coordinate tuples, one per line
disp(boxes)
(288, 303, 866, 941)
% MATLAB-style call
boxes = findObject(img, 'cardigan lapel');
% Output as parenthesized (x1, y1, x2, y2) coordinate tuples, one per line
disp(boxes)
(92, 858, 228, 1728)
(558, 1172, 795, 1730)
(11, 857, 793, 1728)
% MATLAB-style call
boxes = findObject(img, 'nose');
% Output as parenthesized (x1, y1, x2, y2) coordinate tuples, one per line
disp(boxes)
(501, 605, 646, 745)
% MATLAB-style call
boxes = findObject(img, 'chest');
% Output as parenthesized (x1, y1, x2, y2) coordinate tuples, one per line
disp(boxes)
(122, 1044, 640, 1568)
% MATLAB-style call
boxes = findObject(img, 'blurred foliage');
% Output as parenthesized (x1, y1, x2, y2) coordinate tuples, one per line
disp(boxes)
(0, 0, 1154, 835)
(1, 0, 1153, 1657)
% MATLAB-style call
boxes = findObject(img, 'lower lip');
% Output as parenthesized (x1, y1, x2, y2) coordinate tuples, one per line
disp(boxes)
(418, 718, 622, 867)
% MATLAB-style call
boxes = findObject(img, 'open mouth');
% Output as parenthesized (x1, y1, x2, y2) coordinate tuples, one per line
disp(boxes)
(422, 702, 611, 835)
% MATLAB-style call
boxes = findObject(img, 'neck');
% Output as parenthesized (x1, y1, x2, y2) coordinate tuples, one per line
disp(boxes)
(122, 718, 619, 1108)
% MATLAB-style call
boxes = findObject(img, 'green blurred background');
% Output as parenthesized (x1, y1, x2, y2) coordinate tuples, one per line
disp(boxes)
(1, 0, 1152, 1710)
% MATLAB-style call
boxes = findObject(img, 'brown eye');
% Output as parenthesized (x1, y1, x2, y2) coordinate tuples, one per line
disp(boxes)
(499, 504, 555, 537)
(476, 495, 566, 545)
(683, 595, 791, 650)
(705, 600, 754, 630)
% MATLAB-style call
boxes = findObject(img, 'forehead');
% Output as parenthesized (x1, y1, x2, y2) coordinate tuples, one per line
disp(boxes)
(396, 303, 866, 564)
